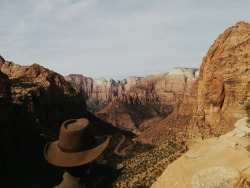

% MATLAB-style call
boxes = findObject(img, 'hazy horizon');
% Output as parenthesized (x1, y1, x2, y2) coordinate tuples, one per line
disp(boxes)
(1, 0, 250, 80)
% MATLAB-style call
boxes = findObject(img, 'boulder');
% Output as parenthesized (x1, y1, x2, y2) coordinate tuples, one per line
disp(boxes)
(192, 167, 248, 188)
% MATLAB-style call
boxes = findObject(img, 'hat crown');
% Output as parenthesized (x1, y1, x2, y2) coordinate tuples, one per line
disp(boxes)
(59, 118, 96, 152)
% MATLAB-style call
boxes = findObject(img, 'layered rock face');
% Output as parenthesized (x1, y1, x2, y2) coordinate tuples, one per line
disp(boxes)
(152, 117, 250, 188)
(191, 21, 250, 136)
(1, 62, 87, 155)
(66, 68, 199, 107)
(65, 74, 117, 100)
(65, 74, 118, 112)
(66, 68, 199, 130)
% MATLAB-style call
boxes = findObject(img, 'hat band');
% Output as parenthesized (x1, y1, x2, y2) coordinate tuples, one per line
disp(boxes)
(58, 143, 93, 153)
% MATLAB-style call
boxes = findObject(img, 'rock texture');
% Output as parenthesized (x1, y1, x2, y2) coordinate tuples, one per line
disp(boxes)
(0, 61, 87, 155)
(108, 68, 198, 130)
(151, 117, 250, 188)
(191, 21, 250, 137)
(66, 68, 199, 107)
(65, 74, 117, 100)
(66, 68, 199, 130)
(192, 167, 248, 188)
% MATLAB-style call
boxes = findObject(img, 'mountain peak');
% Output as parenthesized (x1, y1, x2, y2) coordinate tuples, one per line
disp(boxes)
(234, 21, 250, 27)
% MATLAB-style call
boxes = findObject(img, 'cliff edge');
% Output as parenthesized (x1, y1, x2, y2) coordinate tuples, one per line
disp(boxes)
(152, 117, 250, 188)
(191, 21, 250, 137)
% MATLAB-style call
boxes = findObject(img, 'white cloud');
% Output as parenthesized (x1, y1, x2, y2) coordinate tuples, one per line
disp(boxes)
(1, 0, 250, 79)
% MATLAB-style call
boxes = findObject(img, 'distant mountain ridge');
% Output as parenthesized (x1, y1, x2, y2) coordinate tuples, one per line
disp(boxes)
(65, 68, 199, 106)
(65, 67, 199, 130)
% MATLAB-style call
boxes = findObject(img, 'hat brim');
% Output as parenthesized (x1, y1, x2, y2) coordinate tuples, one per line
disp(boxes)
(44, 135, 109, 167)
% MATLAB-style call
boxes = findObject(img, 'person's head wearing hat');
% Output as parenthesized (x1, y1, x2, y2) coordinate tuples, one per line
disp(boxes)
(44, 118, 109, 179)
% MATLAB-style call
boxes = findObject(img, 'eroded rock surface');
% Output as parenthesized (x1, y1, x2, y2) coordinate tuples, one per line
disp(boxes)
(151, 117, 250, 188)
(192, 167, 248, 188)
(191, 21, 250, 136)
(66, 68, 199, 130)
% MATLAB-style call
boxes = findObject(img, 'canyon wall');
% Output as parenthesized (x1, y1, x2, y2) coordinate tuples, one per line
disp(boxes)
(66, 68, 199, 130)
(65, 75, 117, 101)
(66, 68, 199, 108)
(0, 62, 88, 158)
(191, 21, 250, 137)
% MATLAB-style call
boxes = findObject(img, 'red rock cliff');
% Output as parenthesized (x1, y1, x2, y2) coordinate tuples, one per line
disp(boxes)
(191, 21, 250, 135)
(66, 68, 199, 113)
(1, 62, 87, 147)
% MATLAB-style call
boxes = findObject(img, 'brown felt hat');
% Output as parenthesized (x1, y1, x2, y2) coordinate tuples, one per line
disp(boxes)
(44, 118, 109, 167)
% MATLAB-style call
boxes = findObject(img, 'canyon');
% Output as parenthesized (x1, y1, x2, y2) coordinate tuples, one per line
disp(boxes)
(0, 21, 250, 188)
(66, 67, 199, 132)
(66, 21, 250, 187)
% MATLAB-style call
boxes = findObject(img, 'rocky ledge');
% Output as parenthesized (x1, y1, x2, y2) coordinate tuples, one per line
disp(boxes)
(152, 117, 250, 188)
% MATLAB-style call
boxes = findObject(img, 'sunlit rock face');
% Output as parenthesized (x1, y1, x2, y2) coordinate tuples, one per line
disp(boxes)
(191, 21, 250, 136)
(65, 74, 94, 99)
(152, 117, 250, 188)
(66, 68, 199, 106)
(116, 68, 199, 107)
(65, 74, 117, 100)
(66, 68, 199, 130)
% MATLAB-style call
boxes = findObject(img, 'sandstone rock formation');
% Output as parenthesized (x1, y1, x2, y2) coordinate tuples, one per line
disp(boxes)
(102, 68, 198, 130)
(192, 167, 248, 188)
(114, 68, 199, 107)
(0, 61, 87, 156)
(66, 68, 199, 107)
(66, 68, 199, 130)
(65, 74, 117, 101)
(191, 21, 250, 137)
(151, 117, 250, 188)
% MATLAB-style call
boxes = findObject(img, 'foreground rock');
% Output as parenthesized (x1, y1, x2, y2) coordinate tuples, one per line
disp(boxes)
(192, 167, 248, 188)
(151, 117, 250, 188)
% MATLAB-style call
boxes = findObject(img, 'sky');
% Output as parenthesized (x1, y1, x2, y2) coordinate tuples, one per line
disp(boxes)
(0, 0, 250, 80)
